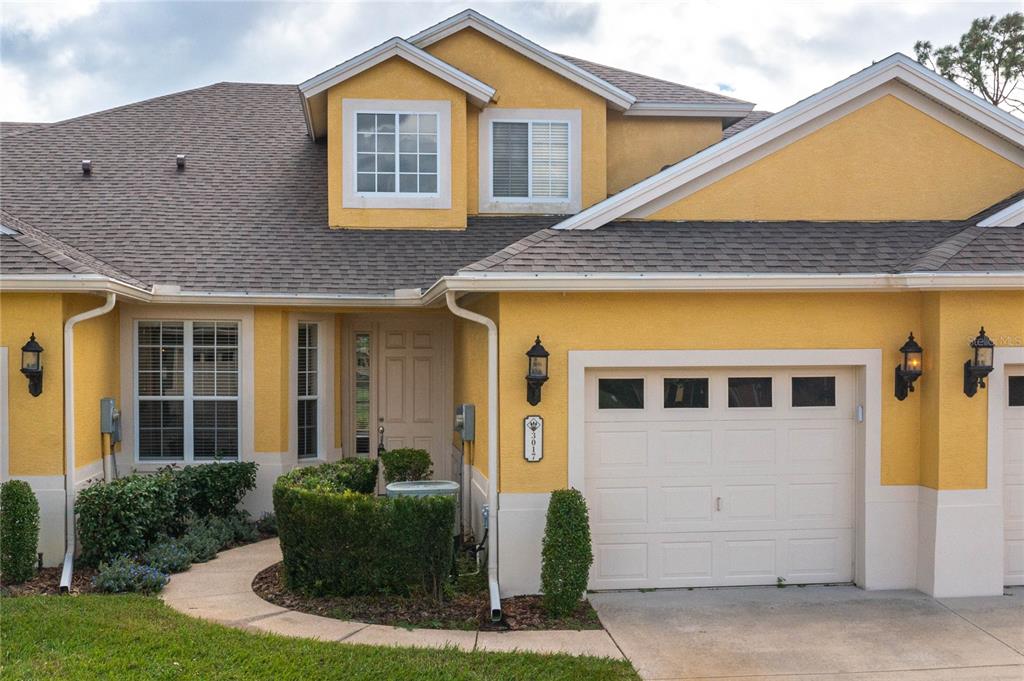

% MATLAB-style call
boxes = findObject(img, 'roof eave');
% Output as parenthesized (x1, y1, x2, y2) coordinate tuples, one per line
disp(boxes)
(623, 102, 757, 118)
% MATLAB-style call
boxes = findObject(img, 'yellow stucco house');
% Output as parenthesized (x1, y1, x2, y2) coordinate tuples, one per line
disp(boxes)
(2, 10, 1022, 606)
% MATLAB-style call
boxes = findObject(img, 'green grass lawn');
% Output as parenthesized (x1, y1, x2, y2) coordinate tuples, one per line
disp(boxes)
(1, 595, 638, 680)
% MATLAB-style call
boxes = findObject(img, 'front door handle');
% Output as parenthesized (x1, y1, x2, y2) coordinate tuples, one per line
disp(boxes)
(715, 497, 722, 512)
(377, 423, 385, 456)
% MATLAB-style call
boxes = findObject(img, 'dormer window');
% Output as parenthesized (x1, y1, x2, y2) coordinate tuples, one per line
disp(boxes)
(479, 108, 581, 214)
(357, 112, 439, 195)
(342, 99, 452, 210)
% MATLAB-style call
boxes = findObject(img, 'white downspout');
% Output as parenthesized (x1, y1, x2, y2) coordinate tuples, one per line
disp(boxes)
(445, 291, 502, 621)
(60, 293, 116, 593)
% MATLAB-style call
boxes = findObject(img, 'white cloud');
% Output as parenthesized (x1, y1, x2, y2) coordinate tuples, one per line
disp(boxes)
(1, 0, 1019, 121)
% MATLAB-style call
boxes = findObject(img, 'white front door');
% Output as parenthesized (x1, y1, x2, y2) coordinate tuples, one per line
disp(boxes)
(585, 366, 856, 590)
(345, 315, 452, 482)
(1004, 368, 1024, 586)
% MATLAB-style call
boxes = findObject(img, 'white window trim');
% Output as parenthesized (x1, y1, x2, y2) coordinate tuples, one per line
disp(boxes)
(289, 313, 336, 465)
(118, 305, 255, 469)
(479, 108, 581, 214)
(133, 320, 241, 464)
(342, 98, 451, 210)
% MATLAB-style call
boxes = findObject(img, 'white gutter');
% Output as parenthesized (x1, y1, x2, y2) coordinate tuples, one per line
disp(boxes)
(60, 292, 116, 593)
(444, 291, 502, 621)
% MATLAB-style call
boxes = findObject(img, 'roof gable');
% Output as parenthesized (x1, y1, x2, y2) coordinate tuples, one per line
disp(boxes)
(408, 9, 636, 110)
(299, 36, 495, 140)
(554, 53, 1024, 230)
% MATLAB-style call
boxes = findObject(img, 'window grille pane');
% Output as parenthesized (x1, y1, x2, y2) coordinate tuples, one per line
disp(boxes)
(194, 400, 238, 460)
(663, 378, 709, 408)
(530, 121, 569, 198)
(598, 378, 645, 409)
(728, 377, 773, 408)
(492, 121, 529, 197)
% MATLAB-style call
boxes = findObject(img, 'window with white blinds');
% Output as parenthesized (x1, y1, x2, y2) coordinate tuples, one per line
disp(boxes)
(492, 120, 569, 200)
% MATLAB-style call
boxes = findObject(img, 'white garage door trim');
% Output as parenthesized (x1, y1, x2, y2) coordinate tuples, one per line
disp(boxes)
(990, 349, 1024, 586)
(568, 348, 898, 590)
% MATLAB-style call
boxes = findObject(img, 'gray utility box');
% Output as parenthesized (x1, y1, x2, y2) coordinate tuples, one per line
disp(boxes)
(386, 480, 460, 536)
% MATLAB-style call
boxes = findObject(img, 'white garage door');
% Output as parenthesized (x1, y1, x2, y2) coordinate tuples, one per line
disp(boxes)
(585, 366, 856, 590)
(1005, 369, 1024, 586)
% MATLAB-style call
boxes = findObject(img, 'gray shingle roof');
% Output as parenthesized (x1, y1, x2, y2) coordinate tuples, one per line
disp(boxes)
(0, 235, 74, 274)
(463, 194, 1024, 275)
(723, 110, 774, 138)
(560, 54, 752, 107)
(1, 122, 49, 138)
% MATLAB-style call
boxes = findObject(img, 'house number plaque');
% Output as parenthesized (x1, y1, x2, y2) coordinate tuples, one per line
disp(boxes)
(524, 415, 543, 462)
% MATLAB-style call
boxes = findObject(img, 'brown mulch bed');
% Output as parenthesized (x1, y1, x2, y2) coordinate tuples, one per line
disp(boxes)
(1, 565, 99, 597)
(253, 562, 602, 632)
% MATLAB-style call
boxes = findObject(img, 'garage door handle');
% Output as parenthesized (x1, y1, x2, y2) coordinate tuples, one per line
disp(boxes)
(715, 497, 722, 512)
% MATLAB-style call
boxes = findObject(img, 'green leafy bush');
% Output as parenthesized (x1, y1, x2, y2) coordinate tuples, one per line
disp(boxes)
(278, 459, 378, 495)
(540, 488, 593, 618)
(174, 462, 258, 517)
(380, 448, 433, 484)
(0, 480, 40, 584)
(76, 472, 179, 566)
(142, 539, 193, 574)
(180, 524, 221, 563)
(93, 555, 169, 594)
(274, 479, 454, 600)
(256, 512, 278, 536)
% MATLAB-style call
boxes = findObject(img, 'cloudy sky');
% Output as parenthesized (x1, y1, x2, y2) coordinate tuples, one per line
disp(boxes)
(1, 1, 1019, 123)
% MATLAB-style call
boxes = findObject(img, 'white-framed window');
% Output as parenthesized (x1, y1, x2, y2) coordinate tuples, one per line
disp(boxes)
(296, 321, 320, 459)
(492, 120, 569, 200)
(479, 108, 581, 214)
(136, 320, 239, 462)
(356, 112, 439, 195)
(342, 99, 452, 210)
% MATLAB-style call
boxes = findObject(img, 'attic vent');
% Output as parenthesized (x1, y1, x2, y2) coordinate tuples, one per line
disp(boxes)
(81, 159, 92, 175)
(176, 154, 186, 170)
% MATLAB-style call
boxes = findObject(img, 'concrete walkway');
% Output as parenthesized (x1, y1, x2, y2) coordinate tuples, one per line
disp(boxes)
(591, 584, 1024, 681)
(161, 539, 623, 660)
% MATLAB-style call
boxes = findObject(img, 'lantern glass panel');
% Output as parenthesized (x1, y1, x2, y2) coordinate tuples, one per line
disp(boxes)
(904, 349, 922, 374)
(22, 350, 40, 371)
(529, 355, 547, 378)
(976, 345, 993, 369)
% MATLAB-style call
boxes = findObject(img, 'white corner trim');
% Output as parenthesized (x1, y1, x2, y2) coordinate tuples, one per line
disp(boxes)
(623, 102, 754, 118)
(477, 108, 582, 214)
(341, 99, 452, 211)
(299, 36, 494, 106)
(552, 53, 1024, 231)
(408, 9, 635, 110)
(978, 197, 1024, 227)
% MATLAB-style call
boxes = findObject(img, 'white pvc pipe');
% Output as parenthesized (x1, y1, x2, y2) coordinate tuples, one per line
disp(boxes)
(444, 291, 501, 621)
(60, 293, 116, 593)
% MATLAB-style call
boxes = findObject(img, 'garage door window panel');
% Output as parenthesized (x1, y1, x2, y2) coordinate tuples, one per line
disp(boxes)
(599, 378, 644, 409)
(792, 377, 836, 407)
(728, 377, 773, 408)
(664, 378, 709, 409)
(1010, 376, 1024, 407)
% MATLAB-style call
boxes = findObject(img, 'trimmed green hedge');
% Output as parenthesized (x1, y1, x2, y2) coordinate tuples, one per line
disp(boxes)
(76, 462, 259, 566)
(279, 458, 378, 494)
(540, 488, 593, 618)
(274, 460, 454, 600)
(380, 448, 432, 484)
(0, 480, 40, 583)
(76, 472, 179, 566)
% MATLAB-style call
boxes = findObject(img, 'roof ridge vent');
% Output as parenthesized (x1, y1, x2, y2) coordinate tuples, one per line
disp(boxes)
(81, 159, 91, 175)
(176, 154, 186, 171)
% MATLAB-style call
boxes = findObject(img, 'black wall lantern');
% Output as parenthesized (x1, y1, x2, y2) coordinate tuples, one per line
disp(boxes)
(20, 333, 44, 397)
(525, 336, 549, 406)
(894, 332, 923, 401)
(963, 327, 995, 398)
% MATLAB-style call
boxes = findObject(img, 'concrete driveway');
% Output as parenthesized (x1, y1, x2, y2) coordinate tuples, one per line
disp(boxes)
(591, 585, 1024, 681)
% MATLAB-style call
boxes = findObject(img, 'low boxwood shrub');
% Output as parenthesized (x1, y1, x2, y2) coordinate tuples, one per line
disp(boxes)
(0, 480, 40, 584)
(174, 462, 258, 517)
(76, 472, 179, 566)
(93, 555, 169, 594)
(380, 448, 433, 484)
(142, 539, 193, 574)
(280, 459, 378, 494)
(540, 488, 593, 618)
(274, 475, 454, 600)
